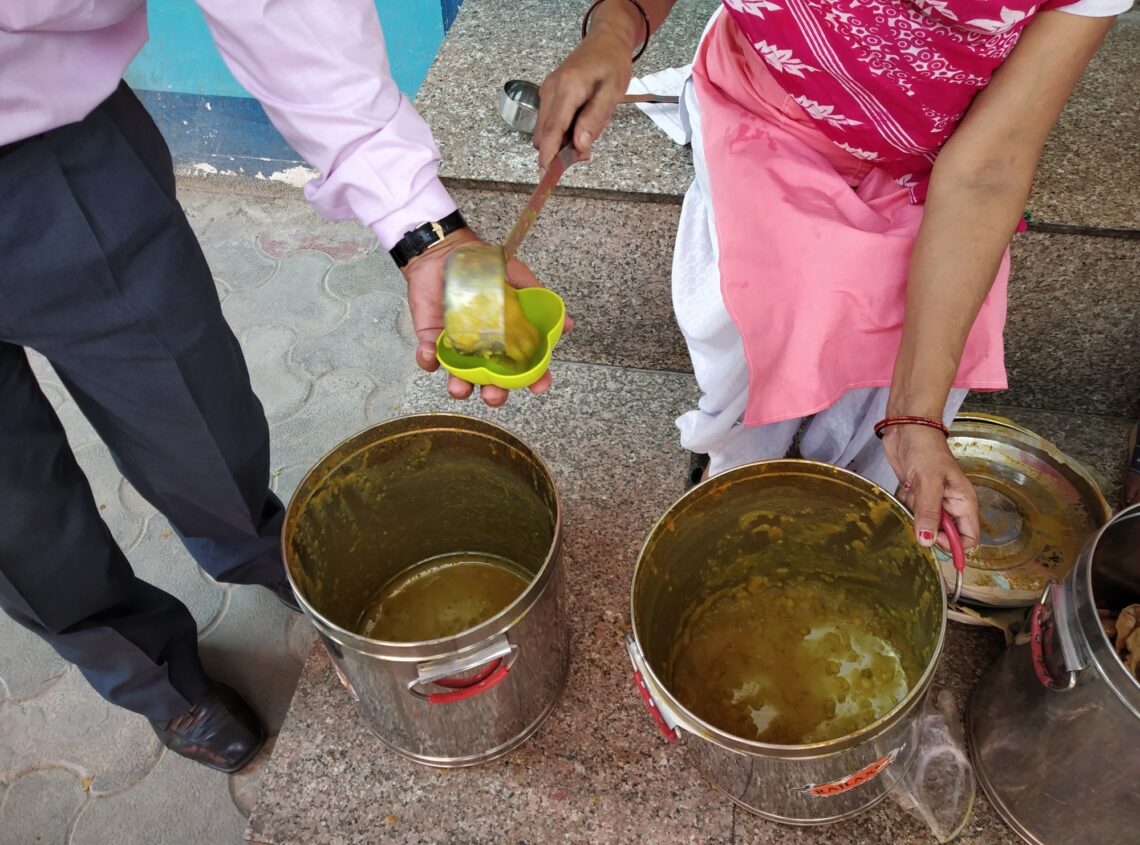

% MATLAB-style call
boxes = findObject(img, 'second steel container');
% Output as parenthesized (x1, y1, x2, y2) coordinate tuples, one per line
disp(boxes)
(627, 460, 948, 823)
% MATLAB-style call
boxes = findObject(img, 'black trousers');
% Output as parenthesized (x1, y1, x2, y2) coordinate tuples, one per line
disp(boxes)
(0, 84, 285, 721)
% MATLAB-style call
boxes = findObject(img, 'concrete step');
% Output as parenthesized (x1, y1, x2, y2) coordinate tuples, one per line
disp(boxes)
(426, 5, 1138, 421)
(452, 186, 690, 374)
(456, 186, 1140, 419)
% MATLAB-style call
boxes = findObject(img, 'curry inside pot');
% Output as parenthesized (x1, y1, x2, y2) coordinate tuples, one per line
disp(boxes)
(669, 573, 923, 744)
(634, 462, 944, 747)
(356, 552, 532, 642)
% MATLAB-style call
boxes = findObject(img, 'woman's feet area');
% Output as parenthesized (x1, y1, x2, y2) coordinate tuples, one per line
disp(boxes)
(687, 452, 711, 489)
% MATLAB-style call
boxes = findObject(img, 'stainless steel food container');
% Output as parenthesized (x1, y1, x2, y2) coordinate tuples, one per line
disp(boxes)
(283, 414, 569, 766)
(627, 460, 947, 823)
(969, 502, 1140, 844)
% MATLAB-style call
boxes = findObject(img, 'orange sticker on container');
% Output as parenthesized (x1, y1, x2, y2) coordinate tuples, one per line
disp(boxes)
(795, 746, 902, 798)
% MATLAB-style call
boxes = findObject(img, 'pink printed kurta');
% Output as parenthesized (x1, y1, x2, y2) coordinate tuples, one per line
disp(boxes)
(694, 9, 1011, 425)
(721, 0, 1066, 201)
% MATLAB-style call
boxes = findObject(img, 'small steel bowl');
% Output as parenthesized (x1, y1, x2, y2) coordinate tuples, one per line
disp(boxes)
(499, 79, 541, 135)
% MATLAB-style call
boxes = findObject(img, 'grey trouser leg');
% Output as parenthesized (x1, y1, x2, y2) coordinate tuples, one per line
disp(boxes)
(0, 84, 284, 719)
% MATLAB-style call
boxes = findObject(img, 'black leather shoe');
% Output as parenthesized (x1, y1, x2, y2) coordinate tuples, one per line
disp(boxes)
(687, 452, 710, 489)
(264, 579, 301, 613)
(150, 684, 265, 773)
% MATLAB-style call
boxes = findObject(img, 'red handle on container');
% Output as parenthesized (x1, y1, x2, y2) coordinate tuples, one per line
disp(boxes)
(431, 658, 502, 689)
(940, 509, 966, 604)
(632, 664, 679, 744)
(1030, 582, 1078, 691)
(427, 659, 511, 705)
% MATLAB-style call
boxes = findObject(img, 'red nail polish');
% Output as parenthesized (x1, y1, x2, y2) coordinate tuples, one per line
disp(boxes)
(919, 529, 935, 543)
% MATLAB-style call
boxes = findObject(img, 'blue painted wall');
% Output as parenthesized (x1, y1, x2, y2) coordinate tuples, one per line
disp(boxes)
(125, 0, 461, 172)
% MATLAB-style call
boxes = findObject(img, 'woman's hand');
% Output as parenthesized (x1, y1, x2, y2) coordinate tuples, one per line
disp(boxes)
(884, 9, 1112, 554)
(532, 19, 637, 171)
(882, 425, 979, 552)
(401, 226, 568, 407)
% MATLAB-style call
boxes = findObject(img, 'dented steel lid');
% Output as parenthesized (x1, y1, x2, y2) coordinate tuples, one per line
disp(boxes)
(945, 413, 1112, 607)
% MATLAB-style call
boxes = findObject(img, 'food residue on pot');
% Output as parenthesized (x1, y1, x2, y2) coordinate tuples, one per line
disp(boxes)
(668, 575, 921, 745)
(356, 552, 530, 642)
(1099, 604, 1140, 679)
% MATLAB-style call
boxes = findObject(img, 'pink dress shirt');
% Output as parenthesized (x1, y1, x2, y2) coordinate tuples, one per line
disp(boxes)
(0, 0, 456, 249)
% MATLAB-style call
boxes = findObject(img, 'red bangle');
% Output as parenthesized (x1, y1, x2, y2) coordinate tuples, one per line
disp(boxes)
(582, 0, 651, 62)
(874, 416, 950, 439)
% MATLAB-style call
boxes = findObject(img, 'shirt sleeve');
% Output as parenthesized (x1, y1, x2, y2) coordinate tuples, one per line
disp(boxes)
(1053, 0, 1133, 16)
(193, 0, 457, 250)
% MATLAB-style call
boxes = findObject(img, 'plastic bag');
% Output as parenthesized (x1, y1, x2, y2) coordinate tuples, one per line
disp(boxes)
(890, 690, 977, 842)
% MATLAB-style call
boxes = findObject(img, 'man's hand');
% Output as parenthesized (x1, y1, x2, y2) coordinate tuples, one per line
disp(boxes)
(400, 226, 566, 407)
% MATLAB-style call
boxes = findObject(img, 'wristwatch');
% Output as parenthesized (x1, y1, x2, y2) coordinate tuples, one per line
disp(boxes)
(389, 210, 468, 268)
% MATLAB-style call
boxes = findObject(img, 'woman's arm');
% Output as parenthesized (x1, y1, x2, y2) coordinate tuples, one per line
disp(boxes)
(534, 0, 679, 169)
(884, 10, 1116, 547)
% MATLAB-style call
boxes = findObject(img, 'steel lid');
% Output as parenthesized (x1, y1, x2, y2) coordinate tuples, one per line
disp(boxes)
(945, 413, 1112, 607)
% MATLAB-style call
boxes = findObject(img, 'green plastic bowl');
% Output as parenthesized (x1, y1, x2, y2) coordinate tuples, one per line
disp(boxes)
(436, 287, 566, 390)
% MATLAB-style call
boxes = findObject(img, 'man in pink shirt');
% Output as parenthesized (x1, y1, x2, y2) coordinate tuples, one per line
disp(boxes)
(0, 1, 547, 773)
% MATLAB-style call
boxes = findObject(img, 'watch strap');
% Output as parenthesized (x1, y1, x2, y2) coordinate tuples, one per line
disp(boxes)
(389, 210, 467, 268)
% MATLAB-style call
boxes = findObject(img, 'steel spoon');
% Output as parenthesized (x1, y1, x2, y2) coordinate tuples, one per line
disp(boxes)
(499, 78, 678, 135)
(442, 141, 580, 358)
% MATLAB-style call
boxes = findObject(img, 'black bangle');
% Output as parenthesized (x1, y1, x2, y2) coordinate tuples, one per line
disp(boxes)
(389, 210, 467, 269)
(582, 0, 651, 63)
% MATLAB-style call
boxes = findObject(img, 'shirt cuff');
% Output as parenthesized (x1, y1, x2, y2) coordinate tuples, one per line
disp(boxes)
(367, 176, 459, 251)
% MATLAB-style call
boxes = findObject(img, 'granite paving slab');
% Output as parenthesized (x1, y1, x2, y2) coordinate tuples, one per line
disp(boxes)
(1027, 12, 1140, 232)
(421, 1, 1137, 235)
(248, 362, 752, 845)
(254, 622, 1027, 845)
(970, 232, 1140, 419)
(249, 363, 1131, 845)
(416, 0, 714, 199)
(452, 187, 689, 373)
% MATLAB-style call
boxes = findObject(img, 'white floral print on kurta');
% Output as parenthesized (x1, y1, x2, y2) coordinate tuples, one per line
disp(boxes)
(965, 6, 1036, 34)
(793, 96, 862, 128)
(724, 0, 782, 18)
(753, 40, 819, 77)
(835, 142, 880, 161)
(912, 0, 959, 21)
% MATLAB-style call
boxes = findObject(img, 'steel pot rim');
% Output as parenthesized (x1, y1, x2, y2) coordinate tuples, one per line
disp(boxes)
(282, 413, 564, 661)
(629, 458, 948, 757)
(1074, 502, 1140, 714)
